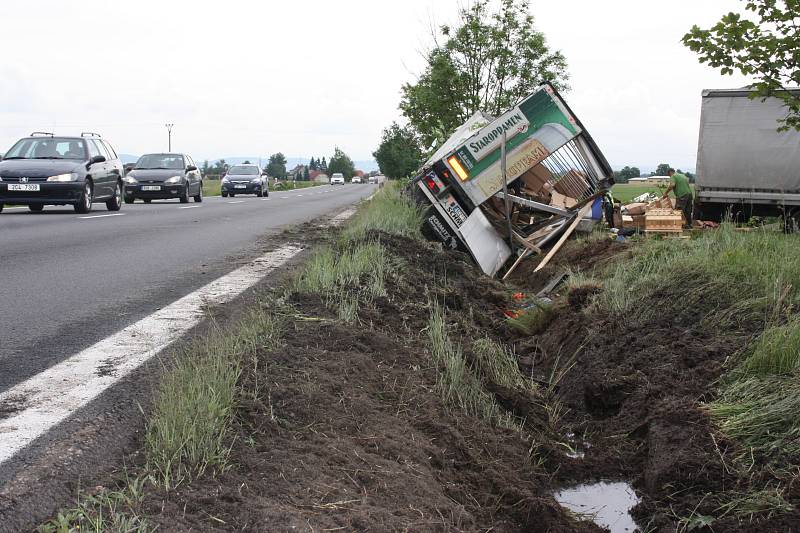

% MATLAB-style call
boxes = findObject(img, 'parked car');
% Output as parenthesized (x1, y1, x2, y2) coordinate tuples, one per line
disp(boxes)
(0, 132, 123, 214)
(221, 164, 269, 197)
(123, 153, 203, 204)
(330, 173, 345, 185)
(352, 176, 362, 183)
(368, 175, 379, 184)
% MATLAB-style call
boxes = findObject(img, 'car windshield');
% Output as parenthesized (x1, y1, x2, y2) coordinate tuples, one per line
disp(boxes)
(4, 137, 86, 160)
(135, 154, 185, 170)
(228, 166, 259, 176)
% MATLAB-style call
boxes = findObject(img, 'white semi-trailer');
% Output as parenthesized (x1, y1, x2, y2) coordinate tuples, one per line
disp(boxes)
(695, 88, 800, 222)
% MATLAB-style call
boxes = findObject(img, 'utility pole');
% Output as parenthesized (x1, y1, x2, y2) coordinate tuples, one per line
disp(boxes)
(165, 123, 174, 152)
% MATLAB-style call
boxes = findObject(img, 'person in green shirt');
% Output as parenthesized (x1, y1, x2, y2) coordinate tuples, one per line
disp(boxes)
(663, 168, 693, 228)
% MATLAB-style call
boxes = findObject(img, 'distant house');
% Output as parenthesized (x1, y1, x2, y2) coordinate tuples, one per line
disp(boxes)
(647, 176, 671, 185)
(628, 177, 648, 183)
(287, 164, 306, 179)
(354, 170, 365, 178)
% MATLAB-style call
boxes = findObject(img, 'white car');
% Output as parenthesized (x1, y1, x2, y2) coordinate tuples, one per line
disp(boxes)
(330, 173, 345, 185)
(352, 176, 362, 183)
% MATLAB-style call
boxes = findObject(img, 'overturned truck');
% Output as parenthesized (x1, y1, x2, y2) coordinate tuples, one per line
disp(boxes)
(412, 83, 614, 277)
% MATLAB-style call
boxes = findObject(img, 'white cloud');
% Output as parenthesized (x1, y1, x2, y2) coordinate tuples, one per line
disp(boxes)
(0, 0, 751, 170)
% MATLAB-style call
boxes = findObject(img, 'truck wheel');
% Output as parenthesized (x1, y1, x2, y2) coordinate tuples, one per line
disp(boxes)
(29, 204, 44, 212)
(143, 198, 152, 204)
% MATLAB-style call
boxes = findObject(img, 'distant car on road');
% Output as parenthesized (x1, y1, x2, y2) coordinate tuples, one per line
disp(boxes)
(368, 175, 379, 184)
(221, 164, 269, 197)
(330, 173, 345, 185)
(352, 176, 362, 183)
(0, 132, 123, 214)
(124, 153, 203, 204)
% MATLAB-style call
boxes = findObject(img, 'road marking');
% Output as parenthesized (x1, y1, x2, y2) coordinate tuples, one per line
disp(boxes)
(296, 194, 304, 197)
(79, 213, 126, 220)
(227, 200, 245, 204)
(279, 196, 289, 199)
(179, 205, 201, 209)
(0, 243, 304, 467)
(261, 198, 271, 201)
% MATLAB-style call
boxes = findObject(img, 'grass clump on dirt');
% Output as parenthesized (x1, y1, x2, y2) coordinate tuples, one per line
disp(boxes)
(292, 241, 388, 322)
(601, 224, 800, 326)
(341, 181, 424, 242)
(38, 476, 152, 533)
(145, 308, 282, 489)
(427, 301, 509, 425)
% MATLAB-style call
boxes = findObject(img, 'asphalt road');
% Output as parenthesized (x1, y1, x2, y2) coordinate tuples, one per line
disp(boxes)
(0, 183, 376, 393)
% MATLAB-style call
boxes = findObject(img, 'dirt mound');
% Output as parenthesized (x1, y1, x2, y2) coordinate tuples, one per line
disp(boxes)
(509, 238, 629, 293)
(140, 234, 594, 532)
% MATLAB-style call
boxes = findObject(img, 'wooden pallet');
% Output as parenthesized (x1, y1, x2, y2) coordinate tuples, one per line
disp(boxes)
(643, 209, 683, 233)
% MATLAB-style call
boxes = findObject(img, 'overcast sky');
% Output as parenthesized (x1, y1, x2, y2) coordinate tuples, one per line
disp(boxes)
(0, 0, 750, 170)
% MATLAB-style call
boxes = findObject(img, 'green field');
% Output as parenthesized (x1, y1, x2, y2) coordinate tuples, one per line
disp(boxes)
(201, 179, 324, 197)
(610, 182, 666, 203)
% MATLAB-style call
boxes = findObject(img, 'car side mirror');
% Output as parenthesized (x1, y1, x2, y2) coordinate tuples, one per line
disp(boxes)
(89, 155, 106, 165)
(186, 165, 197, 172)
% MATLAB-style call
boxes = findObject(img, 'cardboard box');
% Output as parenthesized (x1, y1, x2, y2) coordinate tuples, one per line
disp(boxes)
(624, 202, 647, 215)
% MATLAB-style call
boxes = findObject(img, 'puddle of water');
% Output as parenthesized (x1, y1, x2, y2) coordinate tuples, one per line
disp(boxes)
(554, 481, 639, 533)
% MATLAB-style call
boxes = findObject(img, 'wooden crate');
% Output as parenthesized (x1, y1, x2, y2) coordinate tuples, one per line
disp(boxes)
(644, 209, 683, 233)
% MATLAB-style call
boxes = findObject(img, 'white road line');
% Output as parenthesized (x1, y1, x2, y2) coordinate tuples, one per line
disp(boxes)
(279, 196, 289, 199)
(227, 200, 245, 204)
(179, 205, 202, 209)
(0, 243, 304, 466)
(296, 194, 304, 197)
(79, 213, 126, 220)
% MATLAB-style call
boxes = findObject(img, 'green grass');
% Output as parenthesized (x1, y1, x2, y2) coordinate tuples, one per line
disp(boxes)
(293, 242, 389, 322)
(342, 181, 424, 242)
(202, 179, 221, 197)
(428, 302, 514, 426)
(145, 308, 282, 489)
(611, 182, 666, 203)
(38, 476, 152, 533)
(611, 182, 698, 204)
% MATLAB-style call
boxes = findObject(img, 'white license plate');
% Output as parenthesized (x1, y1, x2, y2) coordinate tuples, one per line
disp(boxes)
(141, 185, 161, 191)
(8, 183, 40, 191)
(234, 184, 247, 189)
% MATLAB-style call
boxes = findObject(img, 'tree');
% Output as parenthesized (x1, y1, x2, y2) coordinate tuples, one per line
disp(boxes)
(613, 166, 641, 183)
(400, 0, 569, 149)
(303, 166, 310, 180)
(202, 160, 210, 175)
(683, 1, 800, 131)
(309, 157, 318, 171)
(654, 163, 671, 176)
(327, 147, 356, 179)
(373, 123, 424, 179)
(320, 157, 328, 173)
(266, 153, 287, 179)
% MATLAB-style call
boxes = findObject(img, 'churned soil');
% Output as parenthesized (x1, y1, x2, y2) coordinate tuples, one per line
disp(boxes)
(139, 232, 594, 532)
(509, 239, 800, 532)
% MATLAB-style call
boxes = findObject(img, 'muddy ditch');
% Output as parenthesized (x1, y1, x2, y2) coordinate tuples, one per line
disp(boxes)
(40, 227, 800, 532)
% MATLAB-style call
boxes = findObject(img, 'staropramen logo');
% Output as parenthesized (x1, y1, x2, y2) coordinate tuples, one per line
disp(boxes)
(466, 106, 529, 162)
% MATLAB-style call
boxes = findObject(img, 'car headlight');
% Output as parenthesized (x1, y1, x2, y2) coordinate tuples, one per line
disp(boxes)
(47, 173, 78, 182)
(222, 177, 230, 184)
(165, 176, 183, 184)
(251, 178, 261, 183)
(123, 176, 138, 184)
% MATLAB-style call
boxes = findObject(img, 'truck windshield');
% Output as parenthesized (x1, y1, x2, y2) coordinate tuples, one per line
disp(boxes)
(136, 154, 185, 170)
(4, 137, 86, 160)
